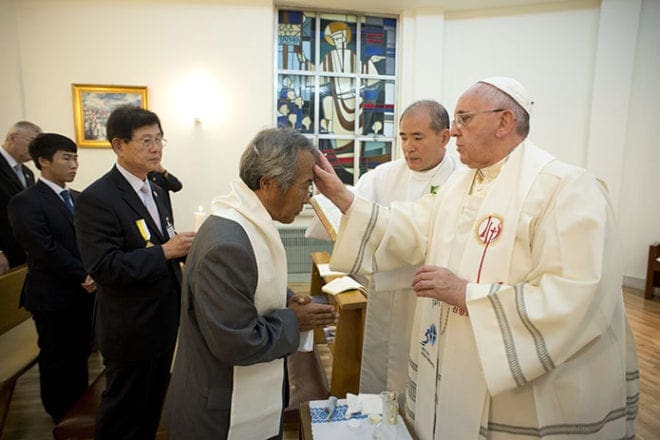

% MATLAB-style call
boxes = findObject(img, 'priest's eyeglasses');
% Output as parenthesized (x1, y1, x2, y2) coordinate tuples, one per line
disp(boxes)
(131, 137, 167, 149)
(452, 109, 505, 128)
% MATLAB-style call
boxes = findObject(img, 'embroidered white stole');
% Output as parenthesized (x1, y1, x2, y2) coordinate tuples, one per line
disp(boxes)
(411, 142, 554, 440)
(211, 179, 288, 440)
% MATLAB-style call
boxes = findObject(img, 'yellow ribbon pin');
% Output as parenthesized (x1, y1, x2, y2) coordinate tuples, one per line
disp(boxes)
(135, 219, 153, 247)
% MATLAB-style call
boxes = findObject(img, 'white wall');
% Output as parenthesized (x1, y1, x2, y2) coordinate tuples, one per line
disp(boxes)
(5, 0, 274, 231)
(442, 1, 600, 166)
(398, 7, 446, 108)
(618, 0, 660, 285)
(0, 0, 24, 125)
(1, 0, 658, 282)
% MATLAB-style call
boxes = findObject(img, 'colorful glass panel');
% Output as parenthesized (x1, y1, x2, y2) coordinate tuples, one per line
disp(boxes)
(276, 10, 397, 183)
(278, 10, 316, 71)
(360, 140, 392, 175)
(319, 138, 356, 185)
(319, 14, 357, 74)
(360, 79, 395, 136)
(318, 76, 356, 136)
(277, 74, 315, 132)
(361, 16, 397, 76)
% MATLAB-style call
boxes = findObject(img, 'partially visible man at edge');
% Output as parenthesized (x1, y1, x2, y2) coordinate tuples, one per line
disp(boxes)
(165, 127, 338, 439)
(307, 100, 457, 405)
(313, 77, 638, 439)
(1, 121, 42, 273)
(75, 105, 195, 440)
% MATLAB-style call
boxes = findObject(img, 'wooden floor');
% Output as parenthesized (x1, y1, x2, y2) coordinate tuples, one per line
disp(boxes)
(3, 287, 659, 439)
(625, 288, 660, 440)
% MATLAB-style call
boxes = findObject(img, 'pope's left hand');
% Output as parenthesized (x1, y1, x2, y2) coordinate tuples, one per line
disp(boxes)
(412, 265, 468, 310)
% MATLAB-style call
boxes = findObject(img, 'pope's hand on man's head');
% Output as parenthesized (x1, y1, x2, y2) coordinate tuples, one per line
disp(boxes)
(313, 152, 354, 214)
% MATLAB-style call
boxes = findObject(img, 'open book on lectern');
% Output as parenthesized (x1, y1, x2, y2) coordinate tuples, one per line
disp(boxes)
(309, 193, 342, 242)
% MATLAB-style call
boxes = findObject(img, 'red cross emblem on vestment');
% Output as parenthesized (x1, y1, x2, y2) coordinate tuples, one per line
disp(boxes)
(474, 214, 504, 282)
(476, 215, 503, 245)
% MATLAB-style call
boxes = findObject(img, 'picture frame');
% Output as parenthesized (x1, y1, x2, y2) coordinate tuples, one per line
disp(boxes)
(72, 84, 149, 148)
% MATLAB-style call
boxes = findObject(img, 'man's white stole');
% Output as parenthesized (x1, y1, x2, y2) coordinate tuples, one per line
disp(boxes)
(211, 179, 288, 440)
(412, 142, 554, 440)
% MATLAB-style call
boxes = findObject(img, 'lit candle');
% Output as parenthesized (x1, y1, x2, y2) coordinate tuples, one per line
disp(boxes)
(193, 205, 207, 232)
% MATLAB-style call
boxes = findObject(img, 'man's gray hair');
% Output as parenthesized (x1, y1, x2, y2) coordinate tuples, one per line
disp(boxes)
(240, 127, 318, 191)
(479, 85, 530, 138)
(400, 100, 450, 132)
(5, 121, 42, 140)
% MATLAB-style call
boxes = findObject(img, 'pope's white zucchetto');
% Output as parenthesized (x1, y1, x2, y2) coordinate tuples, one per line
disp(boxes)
(478, 76, 534, 115)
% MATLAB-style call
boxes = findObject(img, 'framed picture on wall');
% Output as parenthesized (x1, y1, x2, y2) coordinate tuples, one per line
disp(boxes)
(72, 84, 149, 148)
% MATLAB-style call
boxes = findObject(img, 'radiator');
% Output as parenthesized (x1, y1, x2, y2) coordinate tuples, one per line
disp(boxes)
(278, 227, 334, 274)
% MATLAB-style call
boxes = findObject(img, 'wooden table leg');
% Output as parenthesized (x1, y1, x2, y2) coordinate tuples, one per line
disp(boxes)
(330, 306, 363, 397)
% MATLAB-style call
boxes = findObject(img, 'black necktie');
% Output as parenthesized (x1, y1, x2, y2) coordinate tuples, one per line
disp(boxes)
(60, 189, 74, 213)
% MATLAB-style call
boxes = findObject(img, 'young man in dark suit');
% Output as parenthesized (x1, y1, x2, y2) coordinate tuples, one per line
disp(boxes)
(0, 121, 41, 272)
(8, 133, 95, 422)
(75, 105, 195, 440)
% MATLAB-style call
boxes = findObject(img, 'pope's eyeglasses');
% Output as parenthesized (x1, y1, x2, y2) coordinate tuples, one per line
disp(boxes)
(452, 109, 505, 128)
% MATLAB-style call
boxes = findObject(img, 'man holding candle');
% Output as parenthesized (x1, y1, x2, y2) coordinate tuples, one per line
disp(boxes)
(75, 105, 195, 440)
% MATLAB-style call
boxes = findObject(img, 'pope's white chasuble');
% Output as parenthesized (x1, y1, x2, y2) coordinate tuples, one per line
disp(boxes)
(330, 141, 638, 439)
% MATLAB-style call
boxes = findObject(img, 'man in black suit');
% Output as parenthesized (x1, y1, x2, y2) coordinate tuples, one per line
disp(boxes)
(1, 121, 42, 273)
(75, 105, 195, 440)
(8, 133, 96, 422)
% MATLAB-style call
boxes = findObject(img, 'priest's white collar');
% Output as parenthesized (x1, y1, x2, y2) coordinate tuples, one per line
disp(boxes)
(478, 153, 511, 182)
(409, 154, 449, 181)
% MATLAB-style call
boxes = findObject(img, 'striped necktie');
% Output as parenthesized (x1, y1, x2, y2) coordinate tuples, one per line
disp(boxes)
(14, 164, 27, 188)
(60, 189, 74, 213)
(140, 182, 162, 233)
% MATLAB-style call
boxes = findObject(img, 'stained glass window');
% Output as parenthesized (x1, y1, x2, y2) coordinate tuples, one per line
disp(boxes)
(276, 10, 397, 185)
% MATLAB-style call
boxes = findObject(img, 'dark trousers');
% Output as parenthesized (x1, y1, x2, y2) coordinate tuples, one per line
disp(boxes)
(31, 297, 94, 422)
(95, 351, 173, 440)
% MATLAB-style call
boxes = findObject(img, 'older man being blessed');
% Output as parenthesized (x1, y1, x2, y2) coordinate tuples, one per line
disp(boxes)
(165, 128, 338, 439)
(313, 77, 638, 439)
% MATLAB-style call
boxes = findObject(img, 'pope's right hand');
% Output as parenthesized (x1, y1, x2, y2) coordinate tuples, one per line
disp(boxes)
(313, 152, 354, 213)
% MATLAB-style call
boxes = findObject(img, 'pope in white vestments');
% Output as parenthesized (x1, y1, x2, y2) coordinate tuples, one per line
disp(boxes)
(313, 78, 638, 440)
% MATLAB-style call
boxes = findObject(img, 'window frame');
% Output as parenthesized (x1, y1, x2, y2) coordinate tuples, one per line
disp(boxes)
(274, 9, 399, 185)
